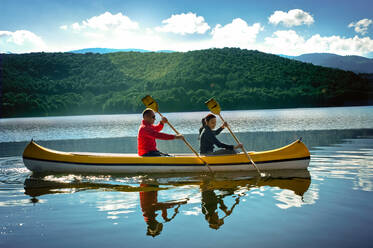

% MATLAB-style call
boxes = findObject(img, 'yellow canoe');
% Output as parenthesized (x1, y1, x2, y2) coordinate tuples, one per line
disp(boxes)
(23, 139, 310, 174)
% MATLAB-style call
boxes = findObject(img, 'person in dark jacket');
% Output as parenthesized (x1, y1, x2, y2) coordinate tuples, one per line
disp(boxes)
(199, 114, 242, 155)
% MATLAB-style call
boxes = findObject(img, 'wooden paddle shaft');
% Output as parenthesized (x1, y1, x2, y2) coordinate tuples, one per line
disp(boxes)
(157, 112, 213, 173)
(157, 112, 180, 134)
(217, 114, 261, 174)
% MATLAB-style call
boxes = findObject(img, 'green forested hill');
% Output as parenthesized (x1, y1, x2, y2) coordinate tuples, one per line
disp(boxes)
(1, 48, 372, 117)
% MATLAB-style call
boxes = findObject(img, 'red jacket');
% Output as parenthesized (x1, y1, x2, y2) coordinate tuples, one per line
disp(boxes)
(139, 183, 158, 222)
(137, 120, 175, 156)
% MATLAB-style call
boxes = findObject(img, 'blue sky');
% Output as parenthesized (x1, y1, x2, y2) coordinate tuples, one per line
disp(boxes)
(1, 0, 372, 57)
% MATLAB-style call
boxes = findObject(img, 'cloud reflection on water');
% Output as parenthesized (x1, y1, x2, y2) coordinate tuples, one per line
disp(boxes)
(96, 192, 138, 221)
(310, 139, 373, 191)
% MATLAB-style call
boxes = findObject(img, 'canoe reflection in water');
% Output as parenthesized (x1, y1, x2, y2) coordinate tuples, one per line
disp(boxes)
(24, 170, 311, 236)
(139, 183, 187, 237)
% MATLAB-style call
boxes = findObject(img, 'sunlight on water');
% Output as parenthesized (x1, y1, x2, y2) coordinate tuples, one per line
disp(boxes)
(0, 198, 47, 207)
(95, 192, 138, 220)
(274, 183, 319, 209)
(1, 106, 372, 142)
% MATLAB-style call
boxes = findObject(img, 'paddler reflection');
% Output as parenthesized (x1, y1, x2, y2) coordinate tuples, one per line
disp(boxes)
(24, 170, 312, 235)
(199, 170, 311, 230)
(139, 183, 188, 237)
(200, 179, 245, 230)
(201, 187, 241, 229)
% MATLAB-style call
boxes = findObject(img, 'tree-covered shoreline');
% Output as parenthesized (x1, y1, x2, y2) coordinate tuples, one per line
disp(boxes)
(1, 48, 372, 118)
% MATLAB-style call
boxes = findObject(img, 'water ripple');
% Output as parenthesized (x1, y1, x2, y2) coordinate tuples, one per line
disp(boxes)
(0, 157, 30, 185)
(310, 139, 373, 191)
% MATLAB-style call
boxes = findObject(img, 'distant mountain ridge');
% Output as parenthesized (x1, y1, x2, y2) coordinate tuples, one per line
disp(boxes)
(68, 48, 174, 54)
(286, 53, 373, 74)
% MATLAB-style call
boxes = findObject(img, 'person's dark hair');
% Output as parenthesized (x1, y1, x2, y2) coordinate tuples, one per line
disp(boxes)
(199, 114, 216, 134)
(146, 220, 163, 237)
(142, 108, 154, 118)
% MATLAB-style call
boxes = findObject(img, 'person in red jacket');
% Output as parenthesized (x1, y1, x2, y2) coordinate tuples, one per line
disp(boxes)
(138, 108, 183, 156)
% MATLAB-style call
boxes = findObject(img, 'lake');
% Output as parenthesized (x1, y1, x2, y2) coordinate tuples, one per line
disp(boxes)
(1, 106, 373, 247)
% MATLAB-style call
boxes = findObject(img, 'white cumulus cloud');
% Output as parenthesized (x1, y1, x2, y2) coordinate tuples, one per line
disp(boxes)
(269, 9, 314, 27)
(9, 11, 372, 57)
(155, 12, 210, 35)
(211, 18, 263, 48)
(305, 34, 373, 55)
(348, 18, 372, 35)
(0, 30, 46, 53)
(264, 29, 373, 56)
(62, 12, 139, 32)
(58, 11, 160, 51)
(264, 30, 305, 54)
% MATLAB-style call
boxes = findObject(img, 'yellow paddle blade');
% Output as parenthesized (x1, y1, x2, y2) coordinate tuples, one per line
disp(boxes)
(205, 98, 221, 115)
(141, 95, 159, 112)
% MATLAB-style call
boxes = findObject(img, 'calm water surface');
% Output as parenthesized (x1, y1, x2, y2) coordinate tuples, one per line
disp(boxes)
(1, 106, 373, 248)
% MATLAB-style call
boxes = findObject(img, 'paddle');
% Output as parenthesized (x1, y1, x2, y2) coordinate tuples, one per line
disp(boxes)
(141, 95, 214, 174)
(205, 98, 263, 176)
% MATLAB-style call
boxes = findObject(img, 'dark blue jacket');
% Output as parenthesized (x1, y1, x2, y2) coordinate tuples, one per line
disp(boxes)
(199, 126, 234, 154)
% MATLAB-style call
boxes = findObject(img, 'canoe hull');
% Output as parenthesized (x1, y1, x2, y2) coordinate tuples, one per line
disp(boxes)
(23, 157, 309, 174)
(23, 139, 310, 174)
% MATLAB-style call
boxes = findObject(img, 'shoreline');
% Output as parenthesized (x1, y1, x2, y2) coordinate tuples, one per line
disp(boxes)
(2, 103, 373, 119)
